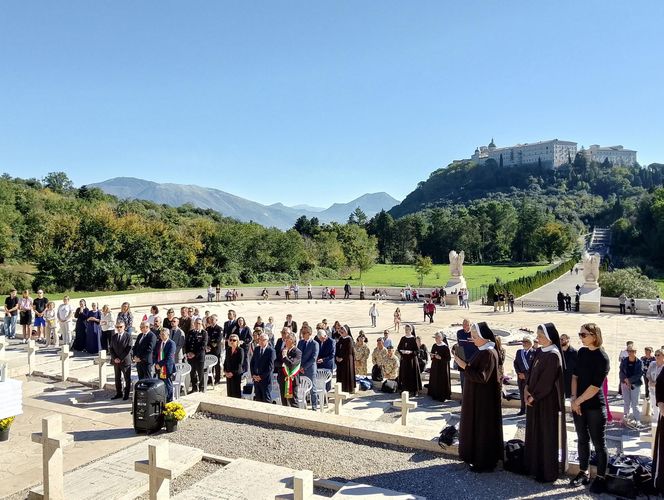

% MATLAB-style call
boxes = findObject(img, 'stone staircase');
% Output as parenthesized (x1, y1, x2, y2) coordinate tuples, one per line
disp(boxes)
(588, 226, 612, 258)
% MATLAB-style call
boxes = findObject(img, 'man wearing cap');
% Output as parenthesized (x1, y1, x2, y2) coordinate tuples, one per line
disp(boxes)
(514, 336, 535, 416)
(109, 322, 133, 400)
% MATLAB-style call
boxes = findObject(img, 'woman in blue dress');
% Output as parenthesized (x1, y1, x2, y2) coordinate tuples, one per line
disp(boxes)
(85, 302, 101, 354)
(72, 299, 89, 351)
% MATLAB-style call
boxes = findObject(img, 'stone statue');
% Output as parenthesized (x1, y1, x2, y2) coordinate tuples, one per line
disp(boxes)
(582, 252, 601, 286)
(449, 250, 465, 278)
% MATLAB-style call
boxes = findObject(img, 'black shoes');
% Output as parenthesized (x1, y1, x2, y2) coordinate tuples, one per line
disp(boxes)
(516, 410, 525, 416)
(111, 394, 122, 400)
(570, 470, 590, 486)
(589, 476, 606, 494)
(123, 393, 129, 401)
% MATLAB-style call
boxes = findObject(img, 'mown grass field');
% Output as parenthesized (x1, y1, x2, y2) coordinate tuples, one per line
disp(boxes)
(656, 279, 664, 296)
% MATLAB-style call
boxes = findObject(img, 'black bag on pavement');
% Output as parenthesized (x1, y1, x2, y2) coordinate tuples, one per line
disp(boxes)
(438, 425, 458, 447)
(371, 364, 383, 382)
(503, 439, 527, 475)
(381, 379, 398, 393)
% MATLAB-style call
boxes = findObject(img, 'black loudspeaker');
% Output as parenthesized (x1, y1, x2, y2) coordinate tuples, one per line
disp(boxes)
(133, 378, 166, 433)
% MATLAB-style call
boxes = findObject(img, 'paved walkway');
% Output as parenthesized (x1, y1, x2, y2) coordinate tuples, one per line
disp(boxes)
(519, 262, 583, 304)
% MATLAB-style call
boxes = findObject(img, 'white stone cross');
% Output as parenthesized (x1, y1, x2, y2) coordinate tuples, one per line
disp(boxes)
(98, 349, 107, 389)
(0, 360, 7, 382)
(393, 391, 417, 426)
(333, 382, 349, 415)
(27, 339, 36, 375)
(0, 334, 6, 359)
(293, 469, 314, 500)
(60, 345, 71, 382)
(31, 415, 74, 500)
(135, 439, 174, 500)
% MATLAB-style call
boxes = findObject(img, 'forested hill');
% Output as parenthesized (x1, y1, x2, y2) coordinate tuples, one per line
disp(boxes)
(390, 156, 664, 226)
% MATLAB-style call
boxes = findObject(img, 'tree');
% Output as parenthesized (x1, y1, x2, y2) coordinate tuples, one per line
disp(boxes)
(413, 255, 433, 287)
(347, 207, 367, 226)
(43, 172, 74, 194)
(337, 224, 378, 278)
(534, 222, 573, 262)
(599, 268, 658, 298)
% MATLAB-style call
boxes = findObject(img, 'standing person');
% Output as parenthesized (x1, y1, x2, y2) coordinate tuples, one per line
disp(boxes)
(264, 316, 275, 345)
(279, 332, 302, 407)
(453, 322, 503, 473)
(619, 344, 643, 423)
(215, 284, 221, 302)
(416, 336, 429, 373)
(223, 334, 245, 398)
(85, 302, 101, 354)
(100, 305, 114, 351)
(109, 322, 132, 400)
(393, 307, 401, 332)
(653, 361, 664, 492)
(343, 282, 351, 299)
(569, 323, 610, 494)
(283, 314, 298, 334)
(223, 309, 237, 345)
(557, 291, 565, 311)
(179, 306, 192, 335)
(647, 350, 664, 423)
(307, 282, 313, 300)
(206, 314, 223, 384)
(185, 318, 208, 393)
(462, 289, 470, 309)
(335, 324, 356, 394)
(32, 290, 48, 344)
(133, 321, 157, 380)
(382, 330, 394, 349)
(207, 284, 214, 302)
(116, 302, 134, 334)
(397, 324, 422, 397)
(657, 295, 663, 317)
(147, 305, 159, 326)
(619, 293, 627, 314)
(456, 319, 478, 394)
(18, 289, 33, 343)
(154, 328, 176, 402)
(44, 302, 57, 346)
(72, 299, 89, 351)
(316, 329, 335, 391)
(251, 333, 275, 403)
(508, 292, 515, 313)
(524, 323, 567, 483)
(293, 283, 299, 300)
(560, 333, 578, 398)
(642, 347, 656, 401)
(236, 317, 252, 374)
(618, 341, 633, 396)
(57, 296, 73, 347)
(360, 283, 366, 300)
(369, 303, 378, 328)
(168, 317, 186, 362)
(162, 308, 176, 329)
(297, 325, 320, 409)
(514, 337, 535, 416)
(353, 334, 370, 376)
(3, 289, 19, 340)
(428, 332, 451, 402)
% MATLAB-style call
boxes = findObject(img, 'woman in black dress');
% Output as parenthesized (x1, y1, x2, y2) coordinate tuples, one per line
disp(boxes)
(335, 324, 356, 393)
(397, 324, 422, 396)
(72, 299, 89, 351)
(428, 332, 451, 402)
(236, 317, 252, 373)
(416, 336, 429, 373)
(223, 334, 245, 398)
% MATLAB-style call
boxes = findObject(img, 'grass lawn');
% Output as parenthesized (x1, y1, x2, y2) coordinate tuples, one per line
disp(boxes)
(656, 279, 664, 296)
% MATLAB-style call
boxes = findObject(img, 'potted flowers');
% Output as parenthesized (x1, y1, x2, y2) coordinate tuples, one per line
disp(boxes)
(163, 402, 185, 432)
(0, 416, 15, 441)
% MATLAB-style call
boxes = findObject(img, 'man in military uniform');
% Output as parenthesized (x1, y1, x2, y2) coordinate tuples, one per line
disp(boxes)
(382, 345, 400, 381)
(206, 314, 223, 384)
(185, 318, 208, 392)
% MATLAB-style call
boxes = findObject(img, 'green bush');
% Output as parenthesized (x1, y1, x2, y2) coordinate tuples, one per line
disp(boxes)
(599, 268, 659, 298)
(0, 269, 34, 294)
(487, 259, 575, 301)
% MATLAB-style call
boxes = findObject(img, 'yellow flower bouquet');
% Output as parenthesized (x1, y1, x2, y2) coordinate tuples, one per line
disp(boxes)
(0, 416, 15, 430)
(163, 402, 186, 422)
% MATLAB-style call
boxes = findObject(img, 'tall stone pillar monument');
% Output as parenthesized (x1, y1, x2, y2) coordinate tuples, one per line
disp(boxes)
(579, 251, 602, 313)
(444, 250, 467, 305)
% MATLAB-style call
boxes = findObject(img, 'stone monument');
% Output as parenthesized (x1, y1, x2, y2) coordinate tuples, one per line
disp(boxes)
(578, 251, 602, 313)
(444, 250, 467, 305)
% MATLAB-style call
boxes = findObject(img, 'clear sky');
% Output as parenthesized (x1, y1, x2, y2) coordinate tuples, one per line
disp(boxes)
(1, 1, 662, 206)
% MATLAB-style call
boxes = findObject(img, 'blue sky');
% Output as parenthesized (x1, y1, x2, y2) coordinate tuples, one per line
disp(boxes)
(1, 1, 662, 206)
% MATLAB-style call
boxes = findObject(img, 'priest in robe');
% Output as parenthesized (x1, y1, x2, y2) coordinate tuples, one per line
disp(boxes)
(335, 324, 356, 394)
(453, 321, 503, 472)
(524, 323, 567, 482)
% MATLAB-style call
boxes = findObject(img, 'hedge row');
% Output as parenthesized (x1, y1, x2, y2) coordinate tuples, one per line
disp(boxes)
(487, 258, 576, 302)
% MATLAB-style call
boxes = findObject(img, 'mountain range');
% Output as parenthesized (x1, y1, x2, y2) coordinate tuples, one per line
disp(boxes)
(90, 177, 399, 230)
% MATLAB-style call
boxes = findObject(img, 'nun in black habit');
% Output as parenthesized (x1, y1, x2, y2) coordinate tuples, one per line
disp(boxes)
(397, 324, 422, 396)
(453, 321, 504, 472)
(524, 322, 567, 482)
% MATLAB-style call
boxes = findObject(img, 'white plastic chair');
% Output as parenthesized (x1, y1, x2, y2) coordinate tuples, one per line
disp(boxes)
(314, 369, 333, 411)
(204, 354, 218, 391)
(173, 363, 191, 399)
(271, 372, 282, 405)
(297, 376, 313, 409)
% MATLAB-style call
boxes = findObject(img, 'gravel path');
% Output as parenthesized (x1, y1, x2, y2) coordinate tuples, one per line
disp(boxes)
(168, 413, 596, 499)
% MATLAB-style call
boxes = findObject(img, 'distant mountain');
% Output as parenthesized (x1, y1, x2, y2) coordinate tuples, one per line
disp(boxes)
(90, 177, 398, 230)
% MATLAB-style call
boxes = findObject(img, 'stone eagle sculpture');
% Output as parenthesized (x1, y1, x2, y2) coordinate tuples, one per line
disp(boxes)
(582, 252, 601, 286)
(449, 250, 465, 278)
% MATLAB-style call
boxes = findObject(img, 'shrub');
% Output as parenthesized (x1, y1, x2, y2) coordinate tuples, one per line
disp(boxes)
(599, 268, 659, 298)
(0, 269, 34, 294)
(487, 259, 575, 301)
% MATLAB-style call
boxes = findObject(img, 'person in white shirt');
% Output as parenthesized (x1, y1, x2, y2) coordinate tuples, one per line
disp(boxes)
(57, 296, 74, 347)
(369, 303, 379, 328)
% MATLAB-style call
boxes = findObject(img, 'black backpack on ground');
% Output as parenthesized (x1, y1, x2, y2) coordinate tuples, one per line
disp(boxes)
(438, 425, 458, 447)
(381, 379, 398, 393)
(371, 364, 383, 382)
(503, 439, 527, 475)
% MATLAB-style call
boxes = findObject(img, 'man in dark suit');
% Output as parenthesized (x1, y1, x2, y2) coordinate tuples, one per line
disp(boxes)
(206, 314, 224, 384)
(297, 325, 320, 410)
(109, 321, 133, 400)
(223, 309, 238, 346)
(133, 320, 157, 380)
(154, 328, 177, 402)
(169, 317, 186, 362)
(514, 336, 535, 415)
(179, 306, 192, 334)
(284, 313, 298, 334)
(251, 333, 276, 403)
(185, 318, 208, 392)
(273, 327, 289, 377)
(278, 332, 302, 408)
